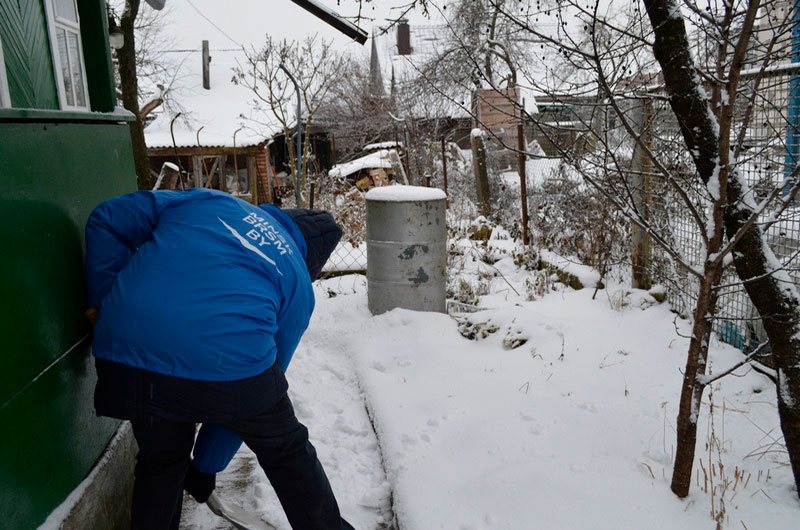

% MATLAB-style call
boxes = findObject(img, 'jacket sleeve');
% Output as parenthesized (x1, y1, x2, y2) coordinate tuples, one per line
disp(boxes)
(85, 191, 178, 308)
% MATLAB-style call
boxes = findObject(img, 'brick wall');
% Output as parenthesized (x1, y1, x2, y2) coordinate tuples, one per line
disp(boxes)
(478, 88, 519, 147)
(255, 145, 273, 204)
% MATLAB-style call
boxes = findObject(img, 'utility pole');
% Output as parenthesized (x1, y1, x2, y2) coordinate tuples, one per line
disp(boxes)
(202, 40, 210, 90)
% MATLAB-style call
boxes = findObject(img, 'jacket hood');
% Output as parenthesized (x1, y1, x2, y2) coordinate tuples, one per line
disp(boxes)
(275, 209, 343, 280)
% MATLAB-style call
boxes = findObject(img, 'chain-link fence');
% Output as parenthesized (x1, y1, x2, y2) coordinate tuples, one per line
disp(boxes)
(642, 66, 800, 353)
(311, 176, 368, 277)
(313, 139, 484, 280)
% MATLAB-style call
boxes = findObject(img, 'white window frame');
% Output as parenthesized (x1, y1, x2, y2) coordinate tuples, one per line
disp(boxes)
(0, 35, 11, 108)
(43, 0, 90, 111)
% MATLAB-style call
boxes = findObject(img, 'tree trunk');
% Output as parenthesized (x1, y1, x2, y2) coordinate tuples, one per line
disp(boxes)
(671, 266, 720, 496)
(117, 0, 151, 190)
(644, 0, 800, 497)
(484, 6, 500, 84)
(723, 175, 800, 495)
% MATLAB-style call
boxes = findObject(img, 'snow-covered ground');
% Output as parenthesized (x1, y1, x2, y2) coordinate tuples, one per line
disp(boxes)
(181, 249, 799, 530)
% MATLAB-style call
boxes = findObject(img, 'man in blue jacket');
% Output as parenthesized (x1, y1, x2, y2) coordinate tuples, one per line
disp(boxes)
(85, 188, 349, 530)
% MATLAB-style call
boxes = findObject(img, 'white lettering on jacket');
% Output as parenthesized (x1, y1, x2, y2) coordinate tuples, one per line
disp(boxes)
(218, 217, 284, 276)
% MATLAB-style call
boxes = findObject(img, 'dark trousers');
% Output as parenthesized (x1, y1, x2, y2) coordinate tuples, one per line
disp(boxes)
(95, 360, 354, 530)
(131, 419, 195, 530)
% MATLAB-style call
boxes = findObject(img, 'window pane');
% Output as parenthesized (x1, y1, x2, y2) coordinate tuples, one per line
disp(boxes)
(68, 31, 86, 107)
(57, 29, 74, 107)
(54, 0, 78, 22)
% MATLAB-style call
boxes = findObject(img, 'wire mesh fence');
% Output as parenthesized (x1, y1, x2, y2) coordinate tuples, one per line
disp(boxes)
(643, 66, 800, 354)
(312, 176, 369, 277)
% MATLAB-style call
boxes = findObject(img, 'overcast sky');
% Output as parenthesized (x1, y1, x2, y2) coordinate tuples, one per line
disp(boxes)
(154, 0, 440, 57)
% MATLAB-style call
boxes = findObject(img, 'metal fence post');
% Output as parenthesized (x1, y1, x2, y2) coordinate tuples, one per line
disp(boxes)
(279, 63, 302, 208)
(517, 102, 529, 246)
(441, 136, 448, 204)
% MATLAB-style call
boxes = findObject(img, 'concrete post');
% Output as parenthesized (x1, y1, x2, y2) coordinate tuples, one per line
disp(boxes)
(471, 129, 490, 217)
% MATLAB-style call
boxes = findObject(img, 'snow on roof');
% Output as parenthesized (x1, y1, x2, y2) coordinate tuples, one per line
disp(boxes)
(371, 23, 543, 120)
(363, 141, 403, 151)
(372, 24, 442, 89)
(366, 185, 446, 202)
(371, 23, 472, 120)
(144, 48, 283, 149)
(329, 150, 394, 179)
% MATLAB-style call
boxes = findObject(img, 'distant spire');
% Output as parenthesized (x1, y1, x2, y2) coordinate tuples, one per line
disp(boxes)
(369, 34, 385, 98)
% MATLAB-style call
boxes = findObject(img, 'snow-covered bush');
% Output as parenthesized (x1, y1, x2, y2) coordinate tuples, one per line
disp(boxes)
(523, 270, 552, 301)
(531, 170, 628, 281)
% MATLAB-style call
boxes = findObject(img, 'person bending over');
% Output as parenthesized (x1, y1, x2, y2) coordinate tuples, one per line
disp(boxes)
(85, 188, 349, 530)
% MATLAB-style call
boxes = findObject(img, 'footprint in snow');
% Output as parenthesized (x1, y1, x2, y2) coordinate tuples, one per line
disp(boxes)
(371, 361, 390, 373)
(400, 434, 418, 447)
(324, 363, 347, 380)
(324, 402, 344, 415)
(293, 398, 315, 420)
(334, 415, 368, 437)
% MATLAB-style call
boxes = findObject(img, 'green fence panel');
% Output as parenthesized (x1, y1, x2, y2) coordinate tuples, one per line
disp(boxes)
(0, 118, 136, 529)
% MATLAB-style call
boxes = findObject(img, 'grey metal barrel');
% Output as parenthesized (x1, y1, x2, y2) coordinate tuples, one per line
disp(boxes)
(366, 186, 447, 315)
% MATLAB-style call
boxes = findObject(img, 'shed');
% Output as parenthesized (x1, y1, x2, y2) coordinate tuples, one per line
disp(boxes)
(144, 46, 333, 205)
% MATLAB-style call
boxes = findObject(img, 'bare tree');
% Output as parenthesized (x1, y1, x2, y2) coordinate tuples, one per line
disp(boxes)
(109, 0, 180, 189)
(316, 60, 395, 163)
(108, 0, 149, 189)
(641, 0, 800, 498)
(488, 0, 800, 499)
(233, 36, 349, 203)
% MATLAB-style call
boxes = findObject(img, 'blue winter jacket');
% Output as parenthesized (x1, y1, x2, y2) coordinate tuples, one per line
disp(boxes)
(85, 188, 313, 380)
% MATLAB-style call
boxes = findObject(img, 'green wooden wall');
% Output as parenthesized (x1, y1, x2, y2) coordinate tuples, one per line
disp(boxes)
(0, 0, 59, 109)
(0, 0, 138, 528)
(0, 0, 116, 112)
(0, 118, 137, 529)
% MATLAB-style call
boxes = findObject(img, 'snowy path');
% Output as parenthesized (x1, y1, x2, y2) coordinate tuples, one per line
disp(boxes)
(180, 275, 393, 530)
